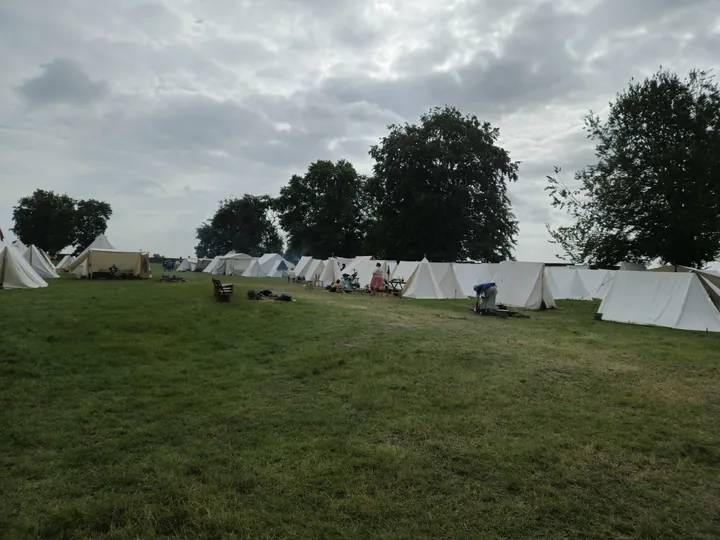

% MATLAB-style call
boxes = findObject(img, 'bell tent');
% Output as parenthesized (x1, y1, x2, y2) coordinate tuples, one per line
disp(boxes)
(0, 239, 48, 289)
(67, 249, 151, 279)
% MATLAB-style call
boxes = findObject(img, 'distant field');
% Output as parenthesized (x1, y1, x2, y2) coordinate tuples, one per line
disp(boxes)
(2, 266, 719, 539)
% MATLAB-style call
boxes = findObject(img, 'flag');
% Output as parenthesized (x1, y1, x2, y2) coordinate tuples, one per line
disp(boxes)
(0, 227, 4, 242)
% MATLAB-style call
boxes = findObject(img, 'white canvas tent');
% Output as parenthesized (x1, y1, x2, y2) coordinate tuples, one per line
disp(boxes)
(67, 249, 151, 278)
(243, 254, 292, 278)
(72, 235, 117, 277)
(176, 257, 211, 272)
(342, 256, 373, 276)
(544, 267, 592, 300)
(576, 269, 614, 299)
(649, 265, 720, 311)
(223, 253, 254, 276)
(402, 258, 444, 299)
(593, 271, 616, 300)
(264, 257, 293, 278)
(203, 256, 222, 274)
(242, 259, 262, 277)
(429, 262, 452, 283)
(177, 257, 196, 272)
(56, 254, 75, 271)
(453, 263, 499, 297)
(319, 259, 342, 286)
(302, 259, 324, 282)
(11, 239, 26, 255)
(493, 261, 556, 310)
(257, 253, 279, 270)
(349, 259, 397, 288)
(351, 259, 380, 288)
(436, 264, 464, 298)
(24, 245, 59, 279)
(598, 271, 720, 332)
(294, 256, 312, 278)
(391, 261, 420, 282)
(0, 239, 48, 289)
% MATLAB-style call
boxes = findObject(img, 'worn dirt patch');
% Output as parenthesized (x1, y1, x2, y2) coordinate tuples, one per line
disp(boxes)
(334, 342, 361, 348)
(387, 321, 417, 329)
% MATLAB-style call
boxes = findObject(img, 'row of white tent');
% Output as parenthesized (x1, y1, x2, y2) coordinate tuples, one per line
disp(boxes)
(203, 252, 295, 278)
(290, 255, 720, 333)
(1, 234, 153, 288)
(4, 237, 719, 333)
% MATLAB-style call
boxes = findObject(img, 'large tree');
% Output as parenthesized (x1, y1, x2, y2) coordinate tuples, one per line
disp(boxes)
(11, 189, 112, 256)
(274, 160, 368, 258)
(366, 106, 519, 262)
(547, 69, 720, 268)
(195, 195, 282, 258)
(73, 199, 113, 255)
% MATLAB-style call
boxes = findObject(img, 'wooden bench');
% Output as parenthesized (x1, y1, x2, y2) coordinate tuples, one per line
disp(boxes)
(212, 278, 233, 302)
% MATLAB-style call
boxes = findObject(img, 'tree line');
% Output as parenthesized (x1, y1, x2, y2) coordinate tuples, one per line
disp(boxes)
(197, 106, 520, 262)
(199, 68, 720, 268)
(8, 69, 719, 268)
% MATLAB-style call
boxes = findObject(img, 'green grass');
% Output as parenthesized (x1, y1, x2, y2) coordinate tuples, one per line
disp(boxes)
(2, 266, 720, 539)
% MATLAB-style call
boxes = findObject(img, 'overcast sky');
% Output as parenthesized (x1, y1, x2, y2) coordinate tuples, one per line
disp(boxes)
(1, 0, 718, 261)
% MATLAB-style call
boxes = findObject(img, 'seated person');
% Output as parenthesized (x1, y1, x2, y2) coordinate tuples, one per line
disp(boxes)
(341, 275, 355, 292)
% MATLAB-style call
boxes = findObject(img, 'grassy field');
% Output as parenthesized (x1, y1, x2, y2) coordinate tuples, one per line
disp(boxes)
(2, 266, 720, 539)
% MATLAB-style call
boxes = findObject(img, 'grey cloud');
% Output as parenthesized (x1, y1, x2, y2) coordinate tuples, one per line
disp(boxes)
(16, 58, 108, 107)
(123, 2, 184, 39)
(0, 0, 716, 260)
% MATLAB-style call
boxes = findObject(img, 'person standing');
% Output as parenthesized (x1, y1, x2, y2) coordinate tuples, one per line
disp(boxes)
(370, 263, 384, 295)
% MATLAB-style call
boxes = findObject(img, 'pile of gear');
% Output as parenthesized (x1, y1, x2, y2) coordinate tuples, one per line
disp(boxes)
(247, 290, 293, 302)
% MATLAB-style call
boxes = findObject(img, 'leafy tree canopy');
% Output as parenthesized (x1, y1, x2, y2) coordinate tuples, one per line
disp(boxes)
(195, 195, 282, 258)
(274, 160, 368, 259)
(366, 106, 519, 262)
(547, 69, 720, 268)
(11, 189, 112, 256)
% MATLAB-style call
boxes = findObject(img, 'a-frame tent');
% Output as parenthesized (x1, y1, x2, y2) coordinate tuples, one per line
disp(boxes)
(649, 265, 720, 311)
(24, 245, 59, 279)
(599, 271, 720, 332)
(242, 259, 263, 277)
(302, 259, 325, 282)
(56, 254, 76, 271)
(319, 259, 342, 286)
(493, 261, 556, 309)
(576, 269, 614, 299)
(544, 267, 592, 300)
(11, 240, 27, 255)
(266, 257, 292, 278)
(391, 261, 420, 282)
(294, 256, 312, 278)
(402, 258, 444, 299)
(453, 263, 499, 297)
